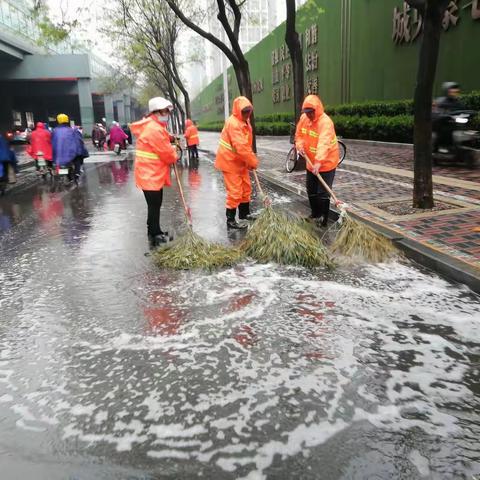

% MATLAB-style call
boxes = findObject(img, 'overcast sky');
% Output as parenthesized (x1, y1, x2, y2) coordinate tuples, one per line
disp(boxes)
(46, 0, 113, 60)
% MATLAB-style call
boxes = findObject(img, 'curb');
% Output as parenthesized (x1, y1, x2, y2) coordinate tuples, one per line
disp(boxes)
(258, 169, 480, 293)
(198, 133, 414, 151)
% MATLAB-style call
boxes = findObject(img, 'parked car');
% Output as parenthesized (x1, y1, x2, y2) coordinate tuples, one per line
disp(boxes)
(6, 127, 30, 144)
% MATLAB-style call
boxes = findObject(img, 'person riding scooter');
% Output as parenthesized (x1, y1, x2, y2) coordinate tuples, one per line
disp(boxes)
(28, 122, 53, 176)
(0, 135, 18, 194)
(433, 82, 466, 152)
(432, 82, 479, 167)
(92, 124, 106, 150)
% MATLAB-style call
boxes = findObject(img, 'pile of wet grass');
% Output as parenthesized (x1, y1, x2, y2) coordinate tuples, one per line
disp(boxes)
(331, 215, 397, 263)
(241, 208, 335, 269)
(152, 229, 244, 271)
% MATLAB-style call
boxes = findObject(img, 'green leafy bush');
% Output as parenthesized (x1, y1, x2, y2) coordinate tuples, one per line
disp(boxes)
(333, 115, 413, 143)
(327, 100, 413, 117)
(197, 92, 480, 144)
(199, 116, 413, 143)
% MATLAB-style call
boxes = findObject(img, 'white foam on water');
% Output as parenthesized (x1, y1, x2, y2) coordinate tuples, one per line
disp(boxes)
(0, 261, 478, 478)
(408, 449, 431, 477)
(147, 449, 191, 459)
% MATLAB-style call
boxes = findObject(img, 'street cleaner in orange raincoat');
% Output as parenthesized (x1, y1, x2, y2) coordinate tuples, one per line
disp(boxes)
(131, 97, 178, 247)
(184, 119, 200, 161)
(215, 96, 259, 229)
(295, 94, 340, 227)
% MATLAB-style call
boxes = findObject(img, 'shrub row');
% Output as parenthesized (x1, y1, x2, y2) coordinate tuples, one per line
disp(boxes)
(334, 115, 413, 143)
(198, 116, 414, 143)
(198, 92, 480, 143)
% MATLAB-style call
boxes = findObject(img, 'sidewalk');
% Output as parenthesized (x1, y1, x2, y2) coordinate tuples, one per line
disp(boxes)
(199, 131, 480, 291)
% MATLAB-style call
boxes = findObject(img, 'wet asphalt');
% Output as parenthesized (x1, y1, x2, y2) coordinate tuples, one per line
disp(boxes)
(0, 153, 479, 480)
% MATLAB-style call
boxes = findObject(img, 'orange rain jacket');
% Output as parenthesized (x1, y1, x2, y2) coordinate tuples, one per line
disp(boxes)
(215, 96, 258, 173)
(184, 119, 200, 147)
(295, 95, 340, 173)
(130, 115, 177, 191)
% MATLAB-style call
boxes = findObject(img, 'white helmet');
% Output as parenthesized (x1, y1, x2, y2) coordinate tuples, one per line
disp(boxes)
(148, 97, 173, 114)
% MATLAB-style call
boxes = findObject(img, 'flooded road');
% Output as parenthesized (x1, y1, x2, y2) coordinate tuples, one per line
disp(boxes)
(0, 155, 479, 480)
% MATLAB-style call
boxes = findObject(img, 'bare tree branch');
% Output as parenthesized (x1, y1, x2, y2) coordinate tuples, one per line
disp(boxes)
(164, 0, 239, 66)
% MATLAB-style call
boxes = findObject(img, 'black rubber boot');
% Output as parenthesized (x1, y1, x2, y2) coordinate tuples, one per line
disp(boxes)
(320, 199, 330, 227)
(238, 202, 256, 221)
(148, 229, 170, 247)
(226, 208, 247, 229)
(153, 234, 168, 246)
(307, 194, 322, 220)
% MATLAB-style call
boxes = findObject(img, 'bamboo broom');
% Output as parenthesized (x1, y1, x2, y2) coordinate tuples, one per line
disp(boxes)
(241, 170, 334, 269)
(304, 157, 396, 263)
(152, 163, 243, 270)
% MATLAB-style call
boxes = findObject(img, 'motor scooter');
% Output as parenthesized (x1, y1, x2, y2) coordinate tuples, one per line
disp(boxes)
(433, 110, 479, 168)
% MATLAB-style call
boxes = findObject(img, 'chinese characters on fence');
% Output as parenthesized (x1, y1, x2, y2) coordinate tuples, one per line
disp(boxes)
(393, 0, 478, 44)
(270, 23, 319, 104)
(252, 79, 264, 94)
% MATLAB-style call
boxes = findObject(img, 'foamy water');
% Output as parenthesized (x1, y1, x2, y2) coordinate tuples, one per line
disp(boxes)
(1, 259, 479, 479)
(1, 160, 479, 479)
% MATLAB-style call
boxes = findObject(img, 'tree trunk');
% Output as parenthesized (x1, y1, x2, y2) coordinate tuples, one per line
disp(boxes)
(411, 0, 448, 208)
(180, 87, 191, 120)
(232, 59, 257, 151)
(285, 0, 304, 122)
(165, 0, 255, 147)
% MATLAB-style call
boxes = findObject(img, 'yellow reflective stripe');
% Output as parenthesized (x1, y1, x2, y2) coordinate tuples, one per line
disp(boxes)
(309, 146, 317, 152)
(219, 139, 237, 153)
(136, 150, 159, 160)
(190, 134, 199, 138)
(308, 130, 319, 138)
(301, 128, 307, 134)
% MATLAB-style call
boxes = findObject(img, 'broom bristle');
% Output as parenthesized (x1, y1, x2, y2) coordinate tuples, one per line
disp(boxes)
(153, 228, 243, 270)
(331, 215, 397, 263)
(242, 208, 335, 269)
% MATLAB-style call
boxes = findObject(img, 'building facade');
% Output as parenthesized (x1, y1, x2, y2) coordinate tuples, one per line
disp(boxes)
(192, 0, 480, 123)
(0, 0, 135, 134)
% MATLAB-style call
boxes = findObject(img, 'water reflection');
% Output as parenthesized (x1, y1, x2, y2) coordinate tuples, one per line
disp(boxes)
(143, 276, 186, 337)
(97, 163, 114, 184)
(0, 205, 12, 232)
(61, 188, 92, 248)
(110, 160, 130, 185)
(33, 191, 64, 227)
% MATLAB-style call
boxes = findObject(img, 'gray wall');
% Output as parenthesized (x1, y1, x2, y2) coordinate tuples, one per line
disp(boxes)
(0, 54, 91, 81)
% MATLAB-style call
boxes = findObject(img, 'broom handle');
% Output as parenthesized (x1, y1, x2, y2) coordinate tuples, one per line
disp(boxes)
(172, 163, 192, 226)
(252, 170, 271, 206)
(252, 170, 265, 197)
(304, 156, 341, 206)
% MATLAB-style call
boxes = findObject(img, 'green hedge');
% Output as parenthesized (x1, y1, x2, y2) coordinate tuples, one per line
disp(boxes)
(198, 116, 413, 142)
(198, 92, 480, 143)
(333, 115, 413, 143)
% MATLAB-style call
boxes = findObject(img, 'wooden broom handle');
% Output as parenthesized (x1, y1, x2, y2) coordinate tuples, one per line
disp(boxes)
(252, 170, 265, 197)
(172, 163, 192, 225)
(304, 156, 341, 206)
(252, 170, 271, 206)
